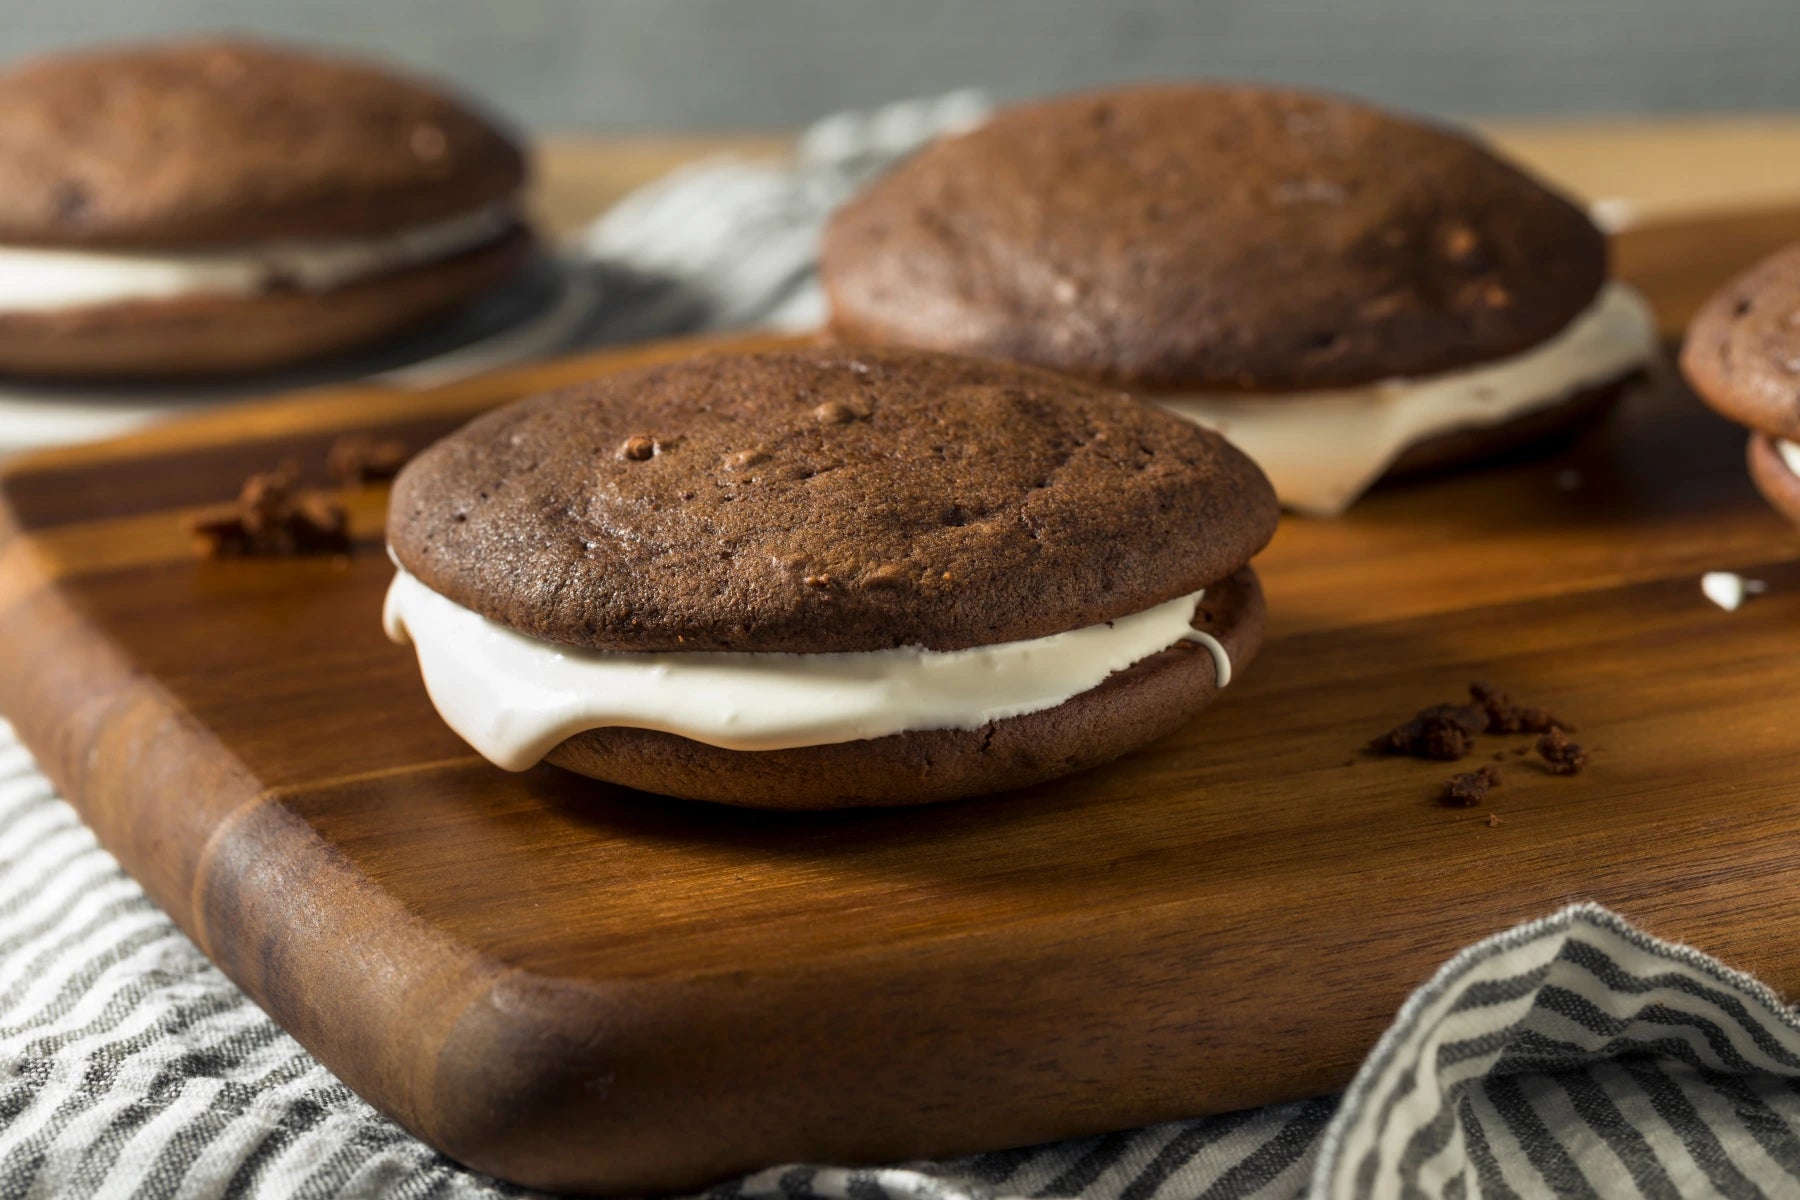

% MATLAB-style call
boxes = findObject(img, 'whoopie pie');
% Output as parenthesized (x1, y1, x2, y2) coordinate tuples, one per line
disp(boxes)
(822, 83, 1659, 515)
(1683, 244, 1800, 527)
(384, 346, 1278, 808)
(0, 38, 532, 378)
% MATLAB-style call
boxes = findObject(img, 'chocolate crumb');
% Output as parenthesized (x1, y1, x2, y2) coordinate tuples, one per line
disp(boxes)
(327, 434, 410, 485)
(188, 465, 350, 557)
(1369, 704, 1486, 761)
(1442, 765, 1500, 807)
(1469, 681, 1573, 734)
(1520, 707, 1575, 733)
(1370, 682, 1582, 766)
(1537, 729, 1588, 776)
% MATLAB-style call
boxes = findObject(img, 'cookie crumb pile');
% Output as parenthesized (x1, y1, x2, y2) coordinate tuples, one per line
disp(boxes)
(1443, 765, 1501, 807)
(1364, 681, 1587, 810)
(188, 466, 350, 558)
(1536, 729, 1589, 776)
(327, 435, 411, 485)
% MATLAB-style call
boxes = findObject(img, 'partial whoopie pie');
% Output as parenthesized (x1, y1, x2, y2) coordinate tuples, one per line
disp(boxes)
(0, 38, 532, 378)
(1682, 243, 1800, 527)
(385, 346, 1278, 808)
(822, 84, 1659, 515)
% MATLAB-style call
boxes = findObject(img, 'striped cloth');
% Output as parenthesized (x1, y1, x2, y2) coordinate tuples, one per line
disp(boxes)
(7, 93, 1800, 1199)
(8, 715, 1800, 1199)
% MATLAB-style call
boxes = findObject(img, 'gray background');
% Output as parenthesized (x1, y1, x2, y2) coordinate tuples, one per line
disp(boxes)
(5, 0, 1798, 130)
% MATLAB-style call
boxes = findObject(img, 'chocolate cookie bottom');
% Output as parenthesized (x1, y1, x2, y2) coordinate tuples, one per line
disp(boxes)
(0, 226, 533, 379)
(1385, 371, 1640, 480)
(547, 567, 1265, 809)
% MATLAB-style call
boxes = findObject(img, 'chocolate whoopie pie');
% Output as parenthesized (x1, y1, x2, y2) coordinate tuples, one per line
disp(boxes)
(384, 346, 1278, 808)
(1682, 244, 1800, 527)
(0, 38, 532, 378)
(822, 83, 1660, 515)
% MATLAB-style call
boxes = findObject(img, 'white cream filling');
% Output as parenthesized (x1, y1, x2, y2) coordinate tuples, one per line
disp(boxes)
(0, 204, 517, 312)
(1701, 571, 1766, 613)
(383, 567, 1229, 770)
(1777, 439, 1800, 480)
(1153, 283, 1659, 517)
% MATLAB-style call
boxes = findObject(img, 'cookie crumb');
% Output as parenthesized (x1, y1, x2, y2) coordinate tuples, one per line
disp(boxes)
(1369, 704, 1485, 761)
(1442, 765, 1500, 807)
(327, 434, 410, 485)
(188, 465, 350, 557)
(1469, 681, 1572, 734)
(1486, 812, 1503, 828)
(1536, 729, 1588, 776)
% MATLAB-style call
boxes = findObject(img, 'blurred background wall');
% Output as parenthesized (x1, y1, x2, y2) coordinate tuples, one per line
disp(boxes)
(6, 0, 1797, 129)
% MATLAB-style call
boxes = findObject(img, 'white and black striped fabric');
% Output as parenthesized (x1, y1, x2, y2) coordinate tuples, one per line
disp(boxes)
(8, 94, 1800, 1198)
(8, 710, 1800, 1198)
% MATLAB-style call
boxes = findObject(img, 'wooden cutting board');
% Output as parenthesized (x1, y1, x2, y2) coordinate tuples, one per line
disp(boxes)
(4, 206, 1800, 1194)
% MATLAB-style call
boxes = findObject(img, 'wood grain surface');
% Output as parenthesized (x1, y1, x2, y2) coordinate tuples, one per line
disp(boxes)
(2, 209, 1799, 1193)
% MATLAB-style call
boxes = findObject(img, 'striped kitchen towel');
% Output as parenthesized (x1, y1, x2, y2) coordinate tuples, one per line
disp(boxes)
(6, 716, 1800, 1198)
(8, 91, 1800, 1198)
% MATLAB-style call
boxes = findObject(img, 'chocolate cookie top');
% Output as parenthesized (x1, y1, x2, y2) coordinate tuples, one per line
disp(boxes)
(823, 84, 1607, 391)
(1682, 243, 1800, 440)
(0, 38, 526, 248)
(388, 346, 1279, 654)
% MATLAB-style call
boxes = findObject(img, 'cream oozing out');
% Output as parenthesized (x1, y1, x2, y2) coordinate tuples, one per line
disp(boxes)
(0, 204, 518, 312)
(1777, 438, 1800, 480)
(383, 567, 1231, 770)
(1152, 283, 1660, 517)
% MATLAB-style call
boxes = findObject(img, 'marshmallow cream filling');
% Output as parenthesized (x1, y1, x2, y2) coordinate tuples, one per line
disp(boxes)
(1153, 283, 1659, 517)
(383, 567, 1231, 770)
(0, 204, 517, 313)
(1777, 439, 1800, 480)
